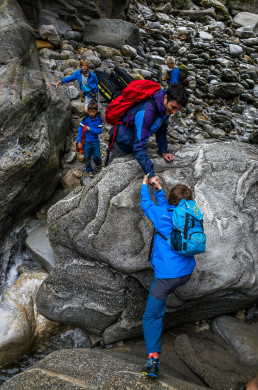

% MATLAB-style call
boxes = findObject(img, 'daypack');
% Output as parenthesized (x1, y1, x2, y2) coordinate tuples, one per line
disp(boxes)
(156, 199, 206, 257)
(178, 64, 188, 83)
(111, 67, 133, 92)
(163, 65, 188, 85)
(94, 69, 122, 102)
(95, 67, 133, 102)
(105, 80, 161, 148)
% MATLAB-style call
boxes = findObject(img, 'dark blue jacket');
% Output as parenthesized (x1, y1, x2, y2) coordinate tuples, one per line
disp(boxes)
(115, 90, 169, 178)
(141, 185, 196, 278)
(62, 69, 99, 94)
(169, 68, 181, 84)
(77, 115, 102, 143)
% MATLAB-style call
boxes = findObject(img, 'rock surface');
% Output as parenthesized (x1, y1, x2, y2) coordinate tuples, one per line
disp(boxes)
(0, 0, 71, 243)
(26, 226, 55, 272)
(0, 271, 60, 367)
(83, 19, 140, 49)
(0, 348, 211, 390)
(36, 142, 258, 344)
(211, 315, 258, 366)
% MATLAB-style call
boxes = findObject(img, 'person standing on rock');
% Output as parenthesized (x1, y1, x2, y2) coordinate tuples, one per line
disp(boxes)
(106, 83, 188, 187)
(51, 59, 99, 111)
(140, 175, 196, 378)
(77, 101, 102, 178)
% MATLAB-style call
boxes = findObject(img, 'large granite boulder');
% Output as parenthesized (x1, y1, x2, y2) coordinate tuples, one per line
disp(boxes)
(83, 19, 140, 49)
(0, 348, 211, 390)
(226, 0, 258, 16)
(0, 0, 70, 242)
(0, 271, 60, 367)
(36, 142, 258, 345)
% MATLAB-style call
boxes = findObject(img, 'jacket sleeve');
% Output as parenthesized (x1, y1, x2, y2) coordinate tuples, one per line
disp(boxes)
(170, 68, 181, 84)
(89, 118, 102, 135)
(154, 189, 169, 207)
(133, 103, 157, 177)
(155, 121, 169, 155)
(61, 70, 79, 84)
(140, 185, 162, 230)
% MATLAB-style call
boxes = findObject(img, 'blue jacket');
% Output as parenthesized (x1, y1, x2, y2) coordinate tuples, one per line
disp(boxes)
(115, 90, 169, 178)
(140, 185, 196, 278)
(169, 68, 181, 84)
(77, 115, 102, 143)
(62, 69, 99, 94)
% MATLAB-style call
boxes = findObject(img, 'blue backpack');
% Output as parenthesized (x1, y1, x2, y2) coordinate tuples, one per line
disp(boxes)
(157, 199, 206, 256)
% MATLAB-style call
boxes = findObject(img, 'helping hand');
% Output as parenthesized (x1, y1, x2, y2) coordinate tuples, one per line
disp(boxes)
(148, 175, 162, 190)
(162, 153, 175, 162)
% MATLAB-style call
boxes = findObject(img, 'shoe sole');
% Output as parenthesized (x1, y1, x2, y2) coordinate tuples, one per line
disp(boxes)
(141, 371, 158, 379)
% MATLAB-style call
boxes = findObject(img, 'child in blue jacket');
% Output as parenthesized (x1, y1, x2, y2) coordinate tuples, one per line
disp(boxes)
(77, 101, 102, 178)
(52, 59, 99, 110)
(140, 175, 196, 378)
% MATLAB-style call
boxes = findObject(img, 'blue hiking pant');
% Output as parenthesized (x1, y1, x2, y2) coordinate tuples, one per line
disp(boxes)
(143, 274, 191, 355)
(84, 141, 101, 172)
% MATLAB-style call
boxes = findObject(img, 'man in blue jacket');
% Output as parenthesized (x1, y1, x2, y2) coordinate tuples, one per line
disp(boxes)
(52, 59, 99, 110)
(140, 175, 196, 378)
(107, 83, 188, 186)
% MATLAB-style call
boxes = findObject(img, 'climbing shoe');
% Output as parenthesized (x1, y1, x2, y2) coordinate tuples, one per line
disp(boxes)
(141, 356, 160, 378)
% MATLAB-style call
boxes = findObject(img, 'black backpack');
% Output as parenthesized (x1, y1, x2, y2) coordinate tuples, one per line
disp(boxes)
(95, 67, 133, 102)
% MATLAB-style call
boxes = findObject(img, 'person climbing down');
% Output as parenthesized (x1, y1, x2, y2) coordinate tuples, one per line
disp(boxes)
(165, 57, 183, 120)
(77, 101, 102, 178)
(106, 83, 188, 188)
(140, 175, 196, 379)
(51, 59, 99, 111)
(165, 57, 181, 85)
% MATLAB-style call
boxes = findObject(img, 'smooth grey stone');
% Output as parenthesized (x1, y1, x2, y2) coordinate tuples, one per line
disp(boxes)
(26, 227, 55, 272)
(212, 315, 258, 366)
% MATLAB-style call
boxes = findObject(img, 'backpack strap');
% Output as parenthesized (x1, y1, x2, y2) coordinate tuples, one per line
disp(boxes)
(183, 213, 190, 251)
(155, 230, 168, 241)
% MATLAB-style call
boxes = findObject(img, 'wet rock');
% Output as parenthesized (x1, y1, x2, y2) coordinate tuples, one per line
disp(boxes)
(138, 4, 155, 21)
(0, 271, 60, 367)
(64, 31, 81, 42)
(202, 124, 226, 138)
(222, 68, 239, 82)
(66, 86, 79, 100)
(81, 50, 101, 68)
(121, 45, 137, 58)
(236, 27, 256, 39)
(208, 82, 244, 98)
(83, 19, 140, 49)
(26, 226, 55, 272)
(0, 0, 70, 245)
(156, 13, 170, 24)
(211, 316, 258, 366)
(233, 12, 258, 28)
(95, 45, 121, 59)
(39, 24, 60, 46)
(229, 44, 243, 57)
(227, 0, 258, 16)
(199, 31, 214, 41)
(39, 48, 61, 60)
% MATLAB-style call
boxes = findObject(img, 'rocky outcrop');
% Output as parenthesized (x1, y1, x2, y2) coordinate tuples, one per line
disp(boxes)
(226, 0, 258, 16)
(36, 142, 258, 344)
(17, 0, 130, 31)
(0, 0, 71, 245)
(0, 348, 211, 390)
(0, 271, 61, 367)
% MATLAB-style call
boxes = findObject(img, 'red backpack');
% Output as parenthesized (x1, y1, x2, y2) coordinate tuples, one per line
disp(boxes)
(105, 80, 161, 147)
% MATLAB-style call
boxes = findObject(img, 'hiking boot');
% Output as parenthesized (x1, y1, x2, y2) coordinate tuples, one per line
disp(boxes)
(87, 171, 95, 178)
(141, 357, 159, 379)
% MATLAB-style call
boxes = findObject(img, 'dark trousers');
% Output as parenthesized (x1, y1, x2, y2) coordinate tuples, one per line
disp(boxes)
(105, 140, 128, 166)
(84, 141, 101, 172)
(143, 274, 192, 355)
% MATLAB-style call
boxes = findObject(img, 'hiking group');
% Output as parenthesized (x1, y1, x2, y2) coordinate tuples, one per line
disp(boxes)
(51, 59, 208, 379)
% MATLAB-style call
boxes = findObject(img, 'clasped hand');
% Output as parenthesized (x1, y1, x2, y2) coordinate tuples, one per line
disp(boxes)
(142, 174, 162, 190)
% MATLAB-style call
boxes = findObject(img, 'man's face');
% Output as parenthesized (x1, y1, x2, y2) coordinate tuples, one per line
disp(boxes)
(163, 95, 182, 116)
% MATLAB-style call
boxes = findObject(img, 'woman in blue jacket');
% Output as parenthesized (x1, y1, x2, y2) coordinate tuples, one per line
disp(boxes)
(140, 175, 196, 379)
(52, 59, 99, 110)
